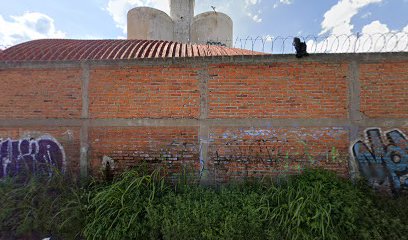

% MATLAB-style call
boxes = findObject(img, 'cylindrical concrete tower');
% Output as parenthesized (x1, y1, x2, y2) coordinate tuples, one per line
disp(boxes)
(127, 7, 174, 41)
(191, 12, 233, 47)
(169, 0, 195, 43)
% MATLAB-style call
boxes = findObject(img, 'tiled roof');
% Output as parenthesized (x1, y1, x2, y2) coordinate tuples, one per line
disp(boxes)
(0, 39, 263, 62)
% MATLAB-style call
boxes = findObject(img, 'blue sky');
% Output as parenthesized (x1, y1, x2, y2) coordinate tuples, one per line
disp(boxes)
(0, 0, 407, 51)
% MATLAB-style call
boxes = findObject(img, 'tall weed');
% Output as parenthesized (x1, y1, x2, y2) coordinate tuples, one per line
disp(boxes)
(0, 172, 85, 239)
(83, 168, 168, 240)
(2, 167, 407, 240)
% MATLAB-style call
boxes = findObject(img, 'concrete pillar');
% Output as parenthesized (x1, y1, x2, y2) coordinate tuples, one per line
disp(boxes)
(169, 0, 195, 43)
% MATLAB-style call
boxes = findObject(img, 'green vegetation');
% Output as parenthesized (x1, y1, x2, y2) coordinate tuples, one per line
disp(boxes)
(0, 168, 407, 240)
(0, 172, 86, 239)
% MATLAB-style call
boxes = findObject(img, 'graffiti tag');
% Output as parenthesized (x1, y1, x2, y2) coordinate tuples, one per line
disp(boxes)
(0, 135, 65, 178)
(352, 128, 408, 192)
(206, 41, 226, 47)
(221, 138, 289, 163)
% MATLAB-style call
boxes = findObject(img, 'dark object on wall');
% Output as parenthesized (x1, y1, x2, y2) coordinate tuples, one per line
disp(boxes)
(293, 37, 309, 58)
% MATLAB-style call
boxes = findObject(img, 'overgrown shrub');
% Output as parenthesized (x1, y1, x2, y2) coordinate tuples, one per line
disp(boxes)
(0, 172, 86, 239)
(353, 182, 408, 240)
(149, 185, 268, 240)
(263, 169, 362, 239)
(1, 168, 407, 240)
(83, 168, 168, 239)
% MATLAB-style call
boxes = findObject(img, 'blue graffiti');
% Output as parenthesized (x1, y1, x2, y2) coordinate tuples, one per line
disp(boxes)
(0, 136, 65, 178)
(352, 128, 408, 192)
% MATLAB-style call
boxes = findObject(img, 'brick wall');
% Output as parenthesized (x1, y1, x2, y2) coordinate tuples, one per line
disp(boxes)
(208, 63, 349, 119)
(89, 127, 199, 176)
(208, 127, 349, 183)
(89, 65, 200, 119)
(0, 68, 82, 119)
(0, 53, 407, 186)
(360, 62, 408, 118)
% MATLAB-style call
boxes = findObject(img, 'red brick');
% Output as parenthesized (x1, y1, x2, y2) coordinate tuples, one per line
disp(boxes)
(0, 68, 82, 119)
(89, 66, 200, 119)
(360, 62, 408, 118)
(208, 63, 349, 119)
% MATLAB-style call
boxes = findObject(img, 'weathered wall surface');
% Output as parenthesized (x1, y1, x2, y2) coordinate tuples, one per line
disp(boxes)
(191, 12, 233, 47)
(208, 127, 350, 183)
(89, 127, 199, 177)
(170, 0, 195, 43)
(0, 53, 407, 192)
(127, 7, 174, 42)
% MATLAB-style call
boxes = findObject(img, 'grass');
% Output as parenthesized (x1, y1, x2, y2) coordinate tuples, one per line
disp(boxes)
(0, 167, 407, 240)
(0, 172, 86, 239)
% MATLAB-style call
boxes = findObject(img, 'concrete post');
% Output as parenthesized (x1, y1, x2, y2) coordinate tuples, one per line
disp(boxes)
(170, 0, 195, 43)
(80, 62, 90, 178)
(198, 68, 211, 184)
(348, 60, 362, 181)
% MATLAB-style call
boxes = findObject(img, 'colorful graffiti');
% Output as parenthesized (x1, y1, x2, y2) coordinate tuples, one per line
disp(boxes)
(0, 135, 65, 178)
(352, 128, 408, 192)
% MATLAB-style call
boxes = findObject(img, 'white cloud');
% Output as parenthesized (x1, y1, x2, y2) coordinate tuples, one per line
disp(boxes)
(320, 0, 382, 35)
(243, 0, 263, 23)
(247, 12, 262, 23)
(361, 20, 389, 34)
(263, 34, 273, 42)
(361, 11, 372, 19)
(272, 0, 293, 9)
(0, 12, 65, 48)
(245, 0, 261, 6)
(280, 0, 293, 4)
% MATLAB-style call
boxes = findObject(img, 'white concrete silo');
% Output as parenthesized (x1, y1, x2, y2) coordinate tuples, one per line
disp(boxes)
(191, 12, 233, 47)
(127, 1, 234, 47)
(127, 7, 174, 41)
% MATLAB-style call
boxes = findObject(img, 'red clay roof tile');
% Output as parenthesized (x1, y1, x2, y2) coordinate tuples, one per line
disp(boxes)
(0, 39, 264, 62)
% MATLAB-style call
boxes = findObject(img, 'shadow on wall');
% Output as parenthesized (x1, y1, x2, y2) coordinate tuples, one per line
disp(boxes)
(352, 128, 408, 194)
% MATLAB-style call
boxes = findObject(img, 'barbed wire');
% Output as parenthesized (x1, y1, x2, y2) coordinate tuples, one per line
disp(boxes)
(204, 32, 408, 54)
(1, 32, 408, 55)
